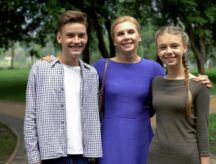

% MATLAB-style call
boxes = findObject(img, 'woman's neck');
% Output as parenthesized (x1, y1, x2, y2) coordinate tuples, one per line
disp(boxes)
(112, 53, 141, 64)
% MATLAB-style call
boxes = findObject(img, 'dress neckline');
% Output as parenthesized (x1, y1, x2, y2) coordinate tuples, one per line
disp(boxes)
(109, 58, 142, 65)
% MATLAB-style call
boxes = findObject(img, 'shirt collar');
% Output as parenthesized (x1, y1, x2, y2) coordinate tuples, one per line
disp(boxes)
(50, 55, 91, 71)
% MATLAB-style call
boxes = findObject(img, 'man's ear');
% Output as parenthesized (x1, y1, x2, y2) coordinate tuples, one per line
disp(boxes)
(56, 32, 62, 44)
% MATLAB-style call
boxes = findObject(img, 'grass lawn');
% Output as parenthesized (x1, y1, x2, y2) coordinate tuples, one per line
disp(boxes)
(209, 113, 216, 155)
(0, 69, 29, 102)
(0, 122, 17, 163)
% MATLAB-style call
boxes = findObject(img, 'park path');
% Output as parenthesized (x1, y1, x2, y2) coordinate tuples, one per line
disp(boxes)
(0, 101, 27, 164)
(0, 96, 216, 164)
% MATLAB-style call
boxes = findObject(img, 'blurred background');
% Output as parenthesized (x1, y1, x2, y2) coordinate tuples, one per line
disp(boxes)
(0, 0, 215, 163)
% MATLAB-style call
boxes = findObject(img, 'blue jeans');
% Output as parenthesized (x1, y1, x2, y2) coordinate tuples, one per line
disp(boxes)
(42, 155, 89, 164)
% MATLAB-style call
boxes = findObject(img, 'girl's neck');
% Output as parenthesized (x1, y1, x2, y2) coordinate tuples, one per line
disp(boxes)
(165, 65, 185, 80)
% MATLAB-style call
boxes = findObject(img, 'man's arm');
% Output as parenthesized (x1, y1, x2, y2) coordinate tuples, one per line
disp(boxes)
(24, 64, 41, 164)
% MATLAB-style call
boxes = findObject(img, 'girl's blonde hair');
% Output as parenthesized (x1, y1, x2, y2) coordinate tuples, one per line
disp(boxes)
(111, 16, 141, 41)
(155, 26, 193, 116)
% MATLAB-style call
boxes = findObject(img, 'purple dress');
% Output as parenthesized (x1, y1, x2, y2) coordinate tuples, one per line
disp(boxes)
(94, 58, 164, 164)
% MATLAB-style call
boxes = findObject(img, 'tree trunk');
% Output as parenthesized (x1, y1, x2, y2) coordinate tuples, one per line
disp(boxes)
(10, 44, 15, 69)
(83, 43, 90, 64)
(105, 19, 115, 57)
(92, 12, 109, 58)
(190, 36, 205, 74)
(82, 20, 91, 64)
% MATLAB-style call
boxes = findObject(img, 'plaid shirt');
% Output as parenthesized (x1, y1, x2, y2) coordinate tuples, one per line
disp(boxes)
(24, 57, 102, 164)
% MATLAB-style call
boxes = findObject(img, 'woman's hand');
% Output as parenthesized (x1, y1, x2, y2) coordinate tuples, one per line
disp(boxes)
(193, 74, 213, 89)
(41, 54, 52, 62)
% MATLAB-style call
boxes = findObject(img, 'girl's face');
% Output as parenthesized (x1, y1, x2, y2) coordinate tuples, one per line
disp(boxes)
(156, 33, 187, 67)
(112, 21, 141, 55)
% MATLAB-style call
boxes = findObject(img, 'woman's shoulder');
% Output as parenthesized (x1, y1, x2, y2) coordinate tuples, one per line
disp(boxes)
(140, 58, 165, 75)
(141, 58, 159, 64)
(94, 58, 107, 65)
(141, 58, 163, 68)
(93, 58, 109, 75)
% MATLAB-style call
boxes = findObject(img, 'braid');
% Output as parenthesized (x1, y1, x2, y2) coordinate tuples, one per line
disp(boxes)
(156, 25, 193, 117)
(182, 54, 193, 116)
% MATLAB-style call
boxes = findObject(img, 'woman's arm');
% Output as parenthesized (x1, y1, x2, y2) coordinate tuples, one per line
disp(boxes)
(193, 74, 213, 88)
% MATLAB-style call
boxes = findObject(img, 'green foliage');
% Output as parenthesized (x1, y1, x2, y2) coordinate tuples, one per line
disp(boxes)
(139, 19, 157, 59)
(0, 122, 17, 163)
(1, 0, 216, 66)
(205, 69, 216, 95)
(153, 0, 216, 73)
(209, 113, 216, 155)
(0, 0, 49, 47)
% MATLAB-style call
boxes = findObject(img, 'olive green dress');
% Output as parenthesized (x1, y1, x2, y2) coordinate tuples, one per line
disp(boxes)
(147, 76, 210, 164)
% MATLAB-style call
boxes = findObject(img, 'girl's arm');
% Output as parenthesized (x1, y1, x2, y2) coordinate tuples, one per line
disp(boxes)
(200, 156, 209, 164)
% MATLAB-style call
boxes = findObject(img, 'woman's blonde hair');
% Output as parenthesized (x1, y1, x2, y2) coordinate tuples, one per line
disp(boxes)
(111, 16, 141, 41)
(155, 26, 193, 116)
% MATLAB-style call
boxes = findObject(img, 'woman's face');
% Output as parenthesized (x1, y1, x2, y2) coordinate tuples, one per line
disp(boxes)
(112, 21, 141, 54)
(156, 33, 187, 67)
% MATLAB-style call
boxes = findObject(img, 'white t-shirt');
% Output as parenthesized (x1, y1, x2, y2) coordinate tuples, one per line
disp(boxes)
(63, 64, 83, 154)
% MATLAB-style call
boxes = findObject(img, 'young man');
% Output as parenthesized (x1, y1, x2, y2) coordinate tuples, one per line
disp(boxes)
(24, 10, 102, 164)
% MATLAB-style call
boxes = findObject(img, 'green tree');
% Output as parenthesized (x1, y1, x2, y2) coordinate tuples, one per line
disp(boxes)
(0, 0, 49, 68)
(0, 0, 156, 64)
(152, 0, 216, 73)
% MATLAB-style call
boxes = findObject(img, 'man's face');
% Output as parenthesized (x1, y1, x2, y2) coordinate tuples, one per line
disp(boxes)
(56, 23, 88, 59)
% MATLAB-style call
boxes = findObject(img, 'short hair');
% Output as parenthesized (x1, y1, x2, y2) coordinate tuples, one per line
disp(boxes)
(57, 10, 88, 32)
(111, 16, 141, 41)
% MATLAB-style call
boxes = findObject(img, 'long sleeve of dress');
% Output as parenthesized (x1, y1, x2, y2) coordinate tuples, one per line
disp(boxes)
(195, 86, 210, 156)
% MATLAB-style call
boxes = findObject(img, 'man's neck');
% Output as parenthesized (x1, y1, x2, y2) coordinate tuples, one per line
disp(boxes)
(58, 54, 80, 66)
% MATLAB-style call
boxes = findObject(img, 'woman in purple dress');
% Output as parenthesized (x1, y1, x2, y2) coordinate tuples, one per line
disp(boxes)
(94, 16, 164, 164)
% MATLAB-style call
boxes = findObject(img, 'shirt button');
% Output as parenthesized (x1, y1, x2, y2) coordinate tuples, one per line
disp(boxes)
(61, 104, 64, 108)
(61, 88, 64, 91)
(61, 121, 64, 124)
